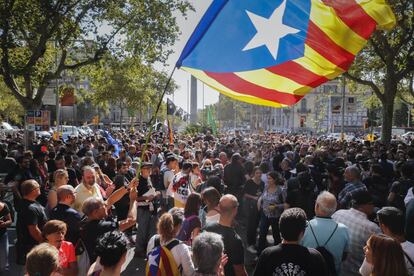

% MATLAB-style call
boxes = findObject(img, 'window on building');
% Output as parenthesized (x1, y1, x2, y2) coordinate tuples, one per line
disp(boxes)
(348, 97, 355, 104)
(324, 85, 337, 94)
(300, 99, 307, 110)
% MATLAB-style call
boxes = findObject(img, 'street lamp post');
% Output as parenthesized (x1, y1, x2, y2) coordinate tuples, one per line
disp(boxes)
(341, 77, 346, 140)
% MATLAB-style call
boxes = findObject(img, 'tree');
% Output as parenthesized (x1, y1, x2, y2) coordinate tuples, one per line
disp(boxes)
(215, 94, 247, 128)
(85, 56, 177, 127)
(0, 0, 192, 111)
(0, 78, 24, 123)
(345, 0, 413, 143)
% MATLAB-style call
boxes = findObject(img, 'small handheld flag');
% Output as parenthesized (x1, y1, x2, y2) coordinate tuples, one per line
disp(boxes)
(207, 106, 217, 135)
(177, 0, 396, 108)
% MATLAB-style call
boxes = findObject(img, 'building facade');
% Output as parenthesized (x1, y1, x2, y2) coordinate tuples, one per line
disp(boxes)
(269, 80, 368, 133)
(218, 80, 369, 134)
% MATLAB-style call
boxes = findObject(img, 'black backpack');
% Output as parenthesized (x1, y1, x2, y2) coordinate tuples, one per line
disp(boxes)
(309, 223, 338, 276)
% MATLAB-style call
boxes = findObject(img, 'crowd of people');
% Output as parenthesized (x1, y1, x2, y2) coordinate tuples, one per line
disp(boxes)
(0, 129, 414, 275)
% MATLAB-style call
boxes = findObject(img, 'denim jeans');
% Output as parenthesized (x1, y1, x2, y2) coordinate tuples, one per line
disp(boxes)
(257, 213, 281, 254)
(243, 198, 259, 246)
(0, 232, 9, 272)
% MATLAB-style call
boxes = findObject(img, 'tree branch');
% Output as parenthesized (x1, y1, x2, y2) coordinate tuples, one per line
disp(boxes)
(344, 72, 385, 102)
(18, 0, 85, 74)
(396, 55, 414, 81)
(61, 9, 138, 72)
(370, 39, 387, 64)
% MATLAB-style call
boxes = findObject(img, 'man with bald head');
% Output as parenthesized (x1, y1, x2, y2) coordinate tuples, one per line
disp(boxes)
(204, 194, 247, 276)
(50, 185, 81, 244)
(301, 191, 350, 275)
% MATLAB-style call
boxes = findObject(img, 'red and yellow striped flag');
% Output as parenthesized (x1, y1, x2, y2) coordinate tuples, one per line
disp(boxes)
(176, 0, 396, 107)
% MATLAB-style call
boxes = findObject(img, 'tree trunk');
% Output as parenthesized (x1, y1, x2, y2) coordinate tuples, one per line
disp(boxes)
(119, 104, 123, 129)
(381, 80, 397, 144)
(20, 99, 43, 112)
(381, 99, 394, 144)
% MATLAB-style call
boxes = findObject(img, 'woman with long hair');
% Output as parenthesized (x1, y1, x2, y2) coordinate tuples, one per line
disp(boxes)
(94, 165, 115, 198)
(47, 169, 69, 209)
(200, 187, 221, 227)
(257, 171, 286, 254)
(177, 193, 202, 245)
(190, 162, 202, 192)
(146, 213, 194, 276)
(360, 234, 408, 276)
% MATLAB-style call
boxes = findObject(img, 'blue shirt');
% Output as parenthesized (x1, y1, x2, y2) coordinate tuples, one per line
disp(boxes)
(338, 182, 367, 208)
(301, 217, 350, 274)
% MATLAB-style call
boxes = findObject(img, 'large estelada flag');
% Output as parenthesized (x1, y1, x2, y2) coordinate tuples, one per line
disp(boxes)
(176, 0, 395, 108)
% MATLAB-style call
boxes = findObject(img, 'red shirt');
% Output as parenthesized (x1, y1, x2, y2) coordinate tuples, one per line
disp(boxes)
(59, 241, 76, 268)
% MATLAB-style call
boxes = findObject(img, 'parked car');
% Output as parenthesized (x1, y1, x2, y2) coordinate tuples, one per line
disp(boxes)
(80, 126, 94, 136)
(35, 131, 52, 139)
(402, 132, 414, 139)
(0, 122, 17, 136)
(60, 125, 79, 141)
(77, 127, 88, 137)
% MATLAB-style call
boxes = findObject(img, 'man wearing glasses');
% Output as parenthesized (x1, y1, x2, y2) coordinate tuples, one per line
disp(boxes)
(15, 179, 48, 265)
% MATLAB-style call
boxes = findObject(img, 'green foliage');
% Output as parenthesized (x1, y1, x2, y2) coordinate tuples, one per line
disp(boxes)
(0, 80, 24, 123)
(83, 55, 177, 119)
(363, 94, 382, 109)
(183, 123, 204, 136)
(215, 94, 247, 126)
(0, 0, 192, 110)
(346, 0, 413, 143)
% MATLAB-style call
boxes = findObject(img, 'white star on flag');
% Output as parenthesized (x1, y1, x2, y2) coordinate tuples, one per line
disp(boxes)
(243, 0, 300, 59)
(148, 251, 158, 268)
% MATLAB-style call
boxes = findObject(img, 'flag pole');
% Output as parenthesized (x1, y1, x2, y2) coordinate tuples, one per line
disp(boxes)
(135, 67, 177, 183)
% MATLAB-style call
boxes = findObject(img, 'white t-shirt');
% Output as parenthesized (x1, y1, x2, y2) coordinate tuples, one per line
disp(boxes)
(206, 213, 220, 225)
(402, 241, 414, 275)
(172, 172, 191, 208)
(164, 170, 175, 197)
(147, 235, 195, 276)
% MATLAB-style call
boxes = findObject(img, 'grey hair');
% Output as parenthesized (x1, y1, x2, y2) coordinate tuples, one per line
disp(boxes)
(346, 165, 361, 180)
(192, 232, 224, 274)
(82, 197, 104, 216)
(316, 191, 337, 216)
(82, 165, 95, 176)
